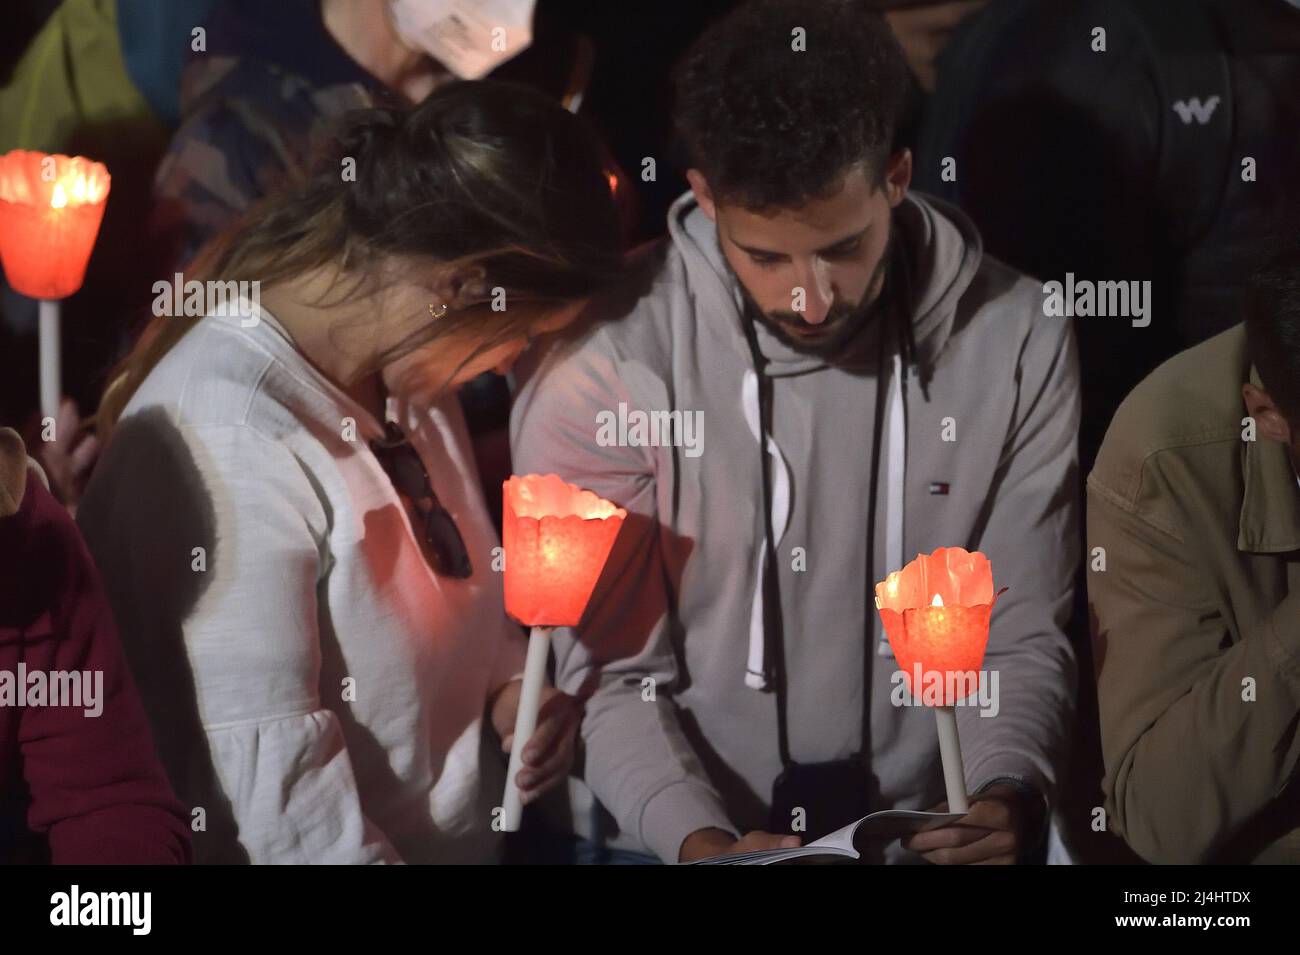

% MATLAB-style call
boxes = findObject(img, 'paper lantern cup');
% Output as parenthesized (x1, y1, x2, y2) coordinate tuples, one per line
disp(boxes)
(0, 151, 111, 300)
(503, 474, 627, 627)
(875, 547, 1002, 706)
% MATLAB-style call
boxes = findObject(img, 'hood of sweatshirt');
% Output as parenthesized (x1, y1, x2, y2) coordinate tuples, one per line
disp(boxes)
(662, 187, 987, 696)
(667, 189, 984, 380)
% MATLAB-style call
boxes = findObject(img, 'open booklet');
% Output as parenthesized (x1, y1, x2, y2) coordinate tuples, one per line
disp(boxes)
(689, 809, 967, 865)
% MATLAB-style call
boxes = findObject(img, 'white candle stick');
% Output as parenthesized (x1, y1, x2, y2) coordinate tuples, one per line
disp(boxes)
(501, 625, 553, 832)
(934, 705, 969, 813)
(38, 298, 61, 421)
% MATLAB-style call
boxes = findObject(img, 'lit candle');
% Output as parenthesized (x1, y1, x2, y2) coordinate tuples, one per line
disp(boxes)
(0, 151, 111, 418)
(499, 474, 626, 831)
(875, 547, 1004, 814)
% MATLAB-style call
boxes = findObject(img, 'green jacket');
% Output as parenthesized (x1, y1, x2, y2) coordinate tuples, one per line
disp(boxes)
(1088, 323, 1300, 863)
(0, 0, 156, 153)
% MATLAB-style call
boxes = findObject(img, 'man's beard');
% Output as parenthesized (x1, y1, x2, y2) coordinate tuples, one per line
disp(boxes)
(731, 233, 895, 360)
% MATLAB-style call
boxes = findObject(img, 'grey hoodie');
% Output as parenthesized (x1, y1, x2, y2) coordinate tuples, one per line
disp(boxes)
(511, 191, 1079, 863)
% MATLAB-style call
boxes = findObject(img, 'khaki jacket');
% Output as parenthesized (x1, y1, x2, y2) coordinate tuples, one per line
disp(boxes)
(1088, 324, 1300, 863)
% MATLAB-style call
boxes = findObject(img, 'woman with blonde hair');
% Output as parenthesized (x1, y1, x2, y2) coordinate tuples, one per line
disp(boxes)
(77, 80, 622, 863)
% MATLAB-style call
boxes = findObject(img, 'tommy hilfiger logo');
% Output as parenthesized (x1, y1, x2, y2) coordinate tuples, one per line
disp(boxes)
(928, 482, 950, 496)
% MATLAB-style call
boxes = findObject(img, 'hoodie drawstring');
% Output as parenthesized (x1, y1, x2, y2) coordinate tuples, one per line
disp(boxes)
(742, 368, 792, 689)
(878, 347, 907, 656)
(740, 323, 910, 690)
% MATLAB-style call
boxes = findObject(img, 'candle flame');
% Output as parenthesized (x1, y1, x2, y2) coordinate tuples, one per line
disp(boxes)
(47, 171, 107, 209)
(931, 593, 944, 607)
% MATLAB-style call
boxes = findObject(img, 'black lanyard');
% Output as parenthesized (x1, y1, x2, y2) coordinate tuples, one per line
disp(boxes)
(738, 242, 914, 770)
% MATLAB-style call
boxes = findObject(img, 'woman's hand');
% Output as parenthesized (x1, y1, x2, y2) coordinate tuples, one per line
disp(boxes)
(489, 681, 582, 804)
(28, 398, 99, 516)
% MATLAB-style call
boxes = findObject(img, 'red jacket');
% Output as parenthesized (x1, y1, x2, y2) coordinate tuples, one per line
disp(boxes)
(1, 432, 191, 863)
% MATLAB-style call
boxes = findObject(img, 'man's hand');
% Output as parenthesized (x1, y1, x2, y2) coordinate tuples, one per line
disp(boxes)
(678, 827, 801, 863)
(489, 681, 581, 804)
(901, 783, 1042, 864)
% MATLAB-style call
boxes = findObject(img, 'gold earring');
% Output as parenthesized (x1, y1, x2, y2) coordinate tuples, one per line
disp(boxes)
(429, 302, 449, 320)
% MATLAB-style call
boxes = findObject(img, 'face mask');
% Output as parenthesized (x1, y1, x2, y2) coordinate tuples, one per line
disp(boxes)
(388, 0, 537, 80)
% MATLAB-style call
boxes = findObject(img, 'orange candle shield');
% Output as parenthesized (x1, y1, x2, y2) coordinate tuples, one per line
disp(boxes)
(0, 151, 111, 300)
(502, 474, 627, 628)
(874, 547, 1003, 706)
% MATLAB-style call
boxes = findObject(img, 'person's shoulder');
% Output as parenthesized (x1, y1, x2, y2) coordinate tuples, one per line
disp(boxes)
(126, 318, 273, 426)
(969, 251, 1043, 317)
(952, 248, 1071, 365)
(177, 50, 320, 126)
(1090, 325, 1247, 506)
(106, 321, 321, 488)
(594, 239, 680, 336)
(159, 59, 343, 203)
(528, 240, 681, 373)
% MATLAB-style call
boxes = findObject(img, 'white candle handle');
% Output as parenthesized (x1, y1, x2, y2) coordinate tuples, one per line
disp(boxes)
(38, 299, 61, 421)
(934, 705, 969, 813)
(501, 625, 552, 832)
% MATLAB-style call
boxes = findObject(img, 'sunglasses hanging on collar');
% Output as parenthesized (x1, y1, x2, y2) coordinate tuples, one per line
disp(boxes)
(370, 421, 473, 578)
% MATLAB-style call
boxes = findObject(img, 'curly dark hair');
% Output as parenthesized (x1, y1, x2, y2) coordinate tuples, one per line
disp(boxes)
(672, 0, 910, 210)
